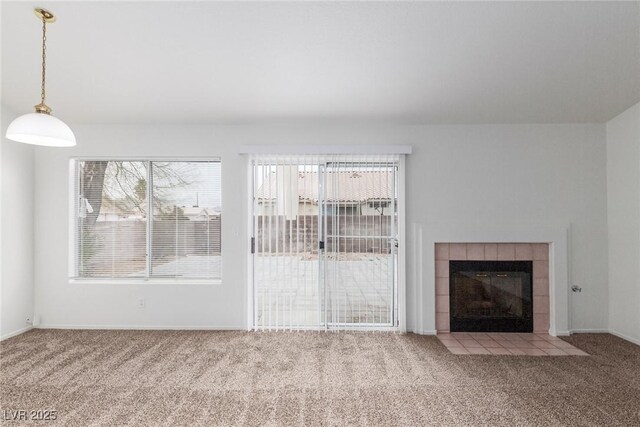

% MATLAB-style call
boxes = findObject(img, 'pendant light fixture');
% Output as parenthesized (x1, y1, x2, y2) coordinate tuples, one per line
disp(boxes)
(5, 8, 76, 147)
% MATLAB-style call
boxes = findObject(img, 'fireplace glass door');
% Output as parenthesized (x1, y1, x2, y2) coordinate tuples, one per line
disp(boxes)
(449, 261, 533, 332)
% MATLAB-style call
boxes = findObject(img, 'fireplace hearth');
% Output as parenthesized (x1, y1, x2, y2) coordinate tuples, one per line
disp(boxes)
(450, 260, 533, 333)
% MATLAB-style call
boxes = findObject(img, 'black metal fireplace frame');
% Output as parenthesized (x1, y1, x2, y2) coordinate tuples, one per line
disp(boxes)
(449, 260, 533, 333)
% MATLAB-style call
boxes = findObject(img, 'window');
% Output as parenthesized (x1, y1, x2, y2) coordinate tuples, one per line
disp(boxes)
(73, 160, 221, 281)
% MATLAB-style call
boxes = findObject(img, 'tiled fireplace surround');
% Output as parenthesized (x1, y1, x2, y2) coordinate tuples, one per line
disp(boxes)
(435, 243, 550, 334)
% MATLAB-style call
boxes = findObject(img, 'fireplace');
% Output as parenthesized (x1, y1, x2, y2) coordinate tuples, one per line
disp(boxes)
(450, 260, 533, 333)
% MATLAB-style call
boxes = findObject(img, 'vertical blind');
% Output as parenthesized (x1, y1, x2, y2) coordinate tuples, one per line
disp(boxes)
(253, 155, 322, 330)
(74, 160, 221, 280)
(323, 157, 397, 328)
(252, 154, 399, 331)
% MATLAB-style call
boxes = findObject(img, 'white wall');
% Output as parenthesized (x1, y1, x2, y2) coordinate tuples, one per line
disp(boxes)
(606, 102, 640, 344)
(1, 106, 35, 339)
(32, 123, 609, 333)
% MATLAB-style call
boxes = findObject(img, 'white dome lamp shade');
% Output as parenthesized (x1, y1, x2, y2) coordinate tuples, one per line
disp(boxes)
(6, 112, 76, 147)
(5, 8, 76, 147)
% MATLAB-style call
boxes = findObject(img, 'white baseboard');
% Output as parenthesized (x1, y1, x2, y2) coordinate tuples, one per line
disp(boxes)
(0, 326, 33, 341)
(37, 324, 245, 331)
(408, 328, 436, 335)
(609, 329, 640, 346)
(569, 329, 639, 346)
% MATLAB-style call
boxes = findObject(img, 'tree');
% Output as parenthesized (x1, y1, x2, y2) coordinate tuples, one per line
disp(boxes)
(79, 161, 189, 225)
(79, 161, 109, 226)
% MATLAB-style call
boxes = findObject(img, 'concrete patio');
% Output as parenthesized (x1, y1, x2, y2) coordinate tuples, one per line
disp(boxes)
(254, 254, 395, 329)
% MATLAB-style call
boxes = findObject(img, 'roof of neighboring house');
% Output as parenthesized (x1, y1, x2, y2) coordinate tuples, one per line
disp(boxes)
(181, 207, 220, 217)
(256, 171, 393, 203)
(98, 198, 219, 218)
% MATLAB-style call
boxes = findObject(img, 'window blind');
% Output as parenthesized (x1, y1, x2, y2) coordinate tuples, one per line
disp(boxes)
(73, 159, 221, 280)
(76, 161, 148, 278)
(150, 161, 222, 278)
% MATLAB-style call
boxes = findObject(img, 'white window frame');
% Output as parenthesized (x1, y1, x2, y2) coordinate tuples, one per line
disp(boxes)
(68, 157, 222, 285)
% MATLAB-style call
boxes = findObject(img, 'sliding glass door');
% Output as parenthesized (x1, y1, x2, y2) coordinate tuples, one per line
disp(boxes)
(252, 156, 322, 330)
(321, 160, 397, 328)
(251, 155, 398, 330)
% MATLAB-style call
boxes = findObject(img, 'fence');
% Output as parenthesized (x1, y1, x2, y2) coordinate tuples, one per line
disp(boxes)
(85, 216, 222, 270)
(255, 215, 394, 254)
(85, 214, 393, 272)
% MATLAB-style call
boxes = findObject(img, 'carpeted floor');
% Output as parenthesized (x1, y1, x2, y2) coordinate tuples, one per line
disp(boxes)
(1, 330, 638, 426)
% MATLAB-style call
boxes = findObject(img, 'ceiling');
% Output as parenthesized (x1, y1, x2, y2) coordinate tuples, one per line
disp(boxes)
(2, 1, 639, 125)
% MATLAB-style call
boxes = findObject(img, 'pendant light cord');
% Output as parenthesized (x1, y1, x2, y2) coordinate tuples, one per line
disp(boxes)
(40, 17, 47, 105)
(6, 8, 76, 146)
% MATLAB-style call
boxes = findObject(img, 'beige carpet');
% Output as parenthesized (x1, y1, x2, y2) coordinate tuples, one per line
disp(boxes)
(1, 330, 638, 426)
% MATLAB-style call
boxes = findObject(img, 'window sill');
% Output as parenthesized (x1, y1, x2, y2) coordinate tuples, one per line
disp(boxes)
(68, 278, 222, 286)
